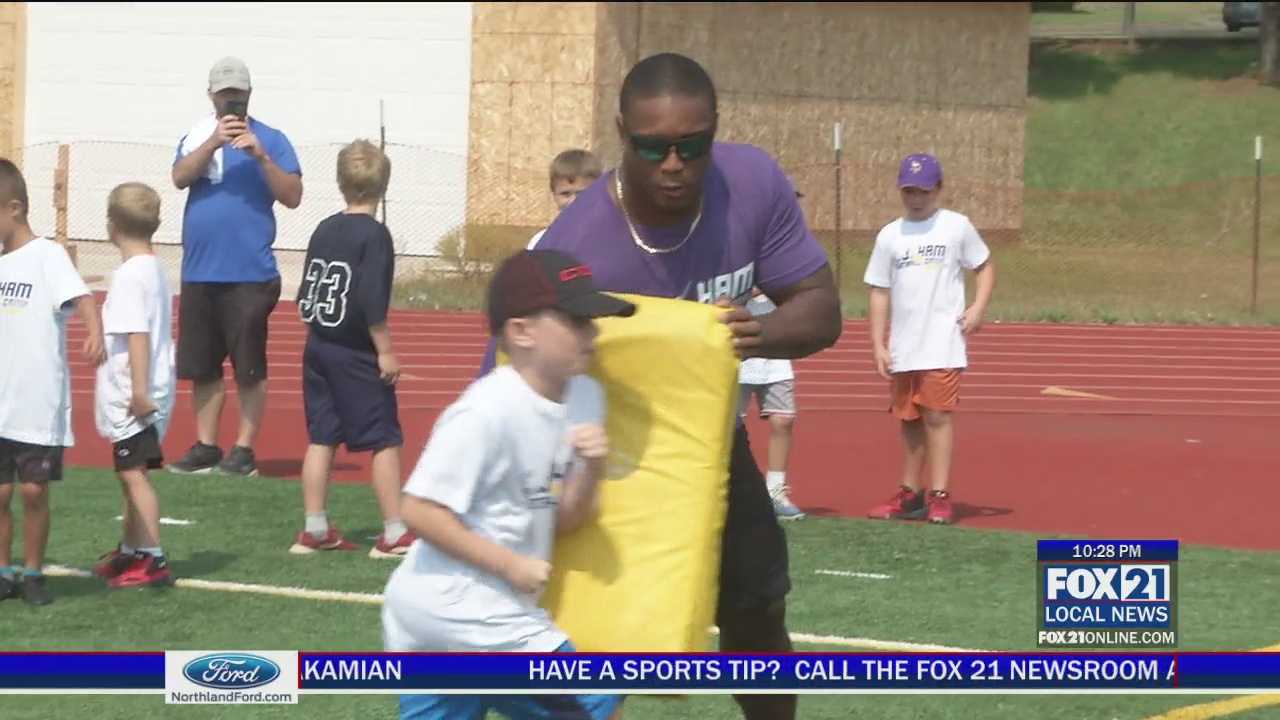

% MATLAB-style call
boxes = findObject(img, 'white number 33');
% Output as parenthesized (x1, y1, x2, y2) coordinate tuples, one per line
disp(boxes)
(298, 259, 353, 327)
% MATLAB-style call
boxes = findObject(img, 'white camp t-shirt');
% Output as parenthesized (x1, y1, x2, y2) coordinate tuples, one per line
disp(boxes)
(382, 365, 605, 653)
(94, 254, 176, 443)
(863, 208, 991, 373)
(0, 237, 90, 447)
(738, 294, 795, 385)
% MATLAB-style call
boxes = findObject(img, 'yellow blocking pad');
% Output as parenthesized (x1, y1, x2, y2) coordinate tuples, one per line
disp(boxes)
(500, 294, 739, 652)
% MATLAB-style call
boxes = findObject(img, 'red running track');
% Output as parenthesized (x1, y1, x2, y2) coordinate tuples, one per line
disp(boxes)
(65, 302, 1280, 551)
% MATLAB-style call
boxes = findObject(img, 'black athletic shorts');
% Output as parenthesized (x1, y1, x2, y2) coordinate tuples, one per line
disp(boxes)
(175, 278, 282, 385)
(716, 424, 792, 622)
(0, 438, 64, 484)
(112, 424, 164, 472)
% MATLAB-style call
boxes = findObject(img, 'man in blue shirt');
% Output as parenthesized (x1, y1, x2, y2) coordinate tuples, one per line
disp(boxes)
(166, 57, 303, 477)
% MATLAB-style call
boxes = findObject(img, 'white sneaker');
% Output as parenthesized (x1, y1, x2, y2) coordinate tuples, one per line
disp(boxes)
(769, 485, 806, 521)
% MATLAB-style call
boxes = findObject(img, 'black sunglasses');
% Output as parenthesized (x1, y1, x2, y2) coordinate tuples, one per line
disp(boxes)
(627, 131, 715, 162)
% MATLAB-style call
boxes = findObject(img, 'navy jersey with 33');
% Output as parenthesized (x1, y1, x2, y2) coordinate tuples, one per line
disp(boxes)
(296, 213, 396, 354)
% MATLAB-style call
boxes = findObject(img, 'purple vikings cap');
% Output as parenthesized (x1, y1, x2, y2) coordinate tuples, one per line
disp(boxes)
(897, 153, 943, 189)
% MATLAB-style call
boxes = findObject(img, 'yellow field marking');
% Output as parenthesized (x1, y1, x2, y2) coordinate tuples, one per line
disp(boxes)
(1138, 644, 1280, 720)
(1040, 386, 1115, 400)
(1140, 696, 1280, 720)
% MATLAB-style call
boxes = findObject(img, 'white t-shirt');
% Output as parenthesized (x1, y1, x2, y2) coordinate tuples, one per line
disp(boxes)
(863, 208, 991, 373)
(738, 294, 794, 385)
(0, 237, 90, 447)
(382, 365, 605, 653)
(94, 254, 176, 443)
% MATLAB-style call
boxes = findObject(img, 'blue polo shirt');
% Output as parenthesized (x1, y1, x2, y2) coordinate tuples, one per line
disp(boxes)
(174, 118, 302, 284)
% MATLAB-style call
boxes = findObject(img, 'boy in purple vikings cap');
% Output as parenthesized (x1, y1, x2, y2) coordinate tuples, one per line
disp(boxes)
(479, 52, 842, 720)
(863, 153, 997, 525)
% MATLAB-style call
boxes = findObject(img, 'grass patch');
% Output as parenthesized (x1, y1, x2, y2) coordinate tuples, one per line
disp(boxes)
(826, 243, 1280, 326)
(1016, 39, 1280, 324)
(1031, 1, 1225, 31)
(1027, 41, 1279, 189)
(5, 468, 1279, 718)
(393, 222, 531, 311)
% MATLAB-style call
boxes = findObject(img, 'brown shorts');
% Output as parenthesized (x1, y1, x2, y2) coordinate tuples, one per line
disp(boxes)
(890, 369, 962, 421)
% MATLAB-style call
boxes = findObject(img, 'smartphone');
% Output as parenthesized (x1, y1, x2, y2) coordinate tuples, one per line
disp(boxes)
(223, 100, 248, 120)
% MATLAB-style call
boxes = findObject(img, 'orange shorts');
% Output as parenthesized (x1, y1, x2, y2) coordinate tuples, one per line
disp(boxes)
(889, 369, 963, 421)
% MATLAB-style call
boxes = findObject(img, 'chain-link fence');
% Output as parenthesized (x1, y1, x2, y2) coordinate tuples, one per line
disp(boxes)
(789, 160, 1280, 325)
(7, 140, 1278, 324)
(16, 140, 471, 256)
(397, 156, 1280, 325)
(12, 139, 497, 306)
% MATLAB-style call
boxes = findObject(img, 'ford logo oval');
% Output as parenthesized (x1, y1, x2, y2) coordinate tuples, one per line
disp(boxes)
(182, 653, 281, 690)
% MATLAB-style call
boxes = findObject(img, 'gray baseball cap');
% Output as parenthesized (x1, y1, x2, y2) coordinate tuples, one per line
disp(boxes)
(208, 57, 251, 93)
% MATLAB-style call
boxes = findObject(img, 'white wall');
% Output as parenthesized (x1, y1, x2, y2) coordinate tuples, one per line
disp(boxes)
(22, 1, 473, 256)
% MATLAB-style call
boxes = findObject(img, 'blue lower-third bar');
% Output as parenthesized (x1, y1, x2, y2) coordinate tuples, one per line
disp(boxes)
(0, 652, 165, 689)
(298, 652, 1180, 691)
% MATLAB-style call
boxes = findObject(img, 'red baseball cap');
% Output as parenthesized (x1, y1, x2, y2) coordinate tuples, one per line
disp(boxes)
(486, 250, 637, 335)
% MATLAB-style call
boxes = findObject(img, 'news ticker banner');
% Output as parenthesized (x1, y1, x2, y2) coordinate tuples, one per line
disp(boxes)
(1, 652, 1279, 701)
(1038, 539, 1178, 649)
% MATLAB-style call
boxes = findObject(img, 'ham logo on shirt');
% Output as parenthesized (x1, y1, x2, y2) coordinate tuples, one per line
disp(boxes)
(895, 244, 948, 270)
(694, 262, 755, 305)
(0, 281, 32, 311)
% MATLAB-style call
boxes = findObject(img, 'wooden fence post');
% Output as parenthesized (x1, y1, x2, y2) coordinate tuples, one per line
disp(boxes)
(53, 143, 73, 267)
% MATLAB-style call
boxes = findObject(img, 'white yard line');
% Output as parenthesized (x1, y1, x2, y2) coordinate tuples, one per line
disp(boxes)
(112, 516, 196, 526)
(43, 565, 986, 653)
(815, 569, 892, 580)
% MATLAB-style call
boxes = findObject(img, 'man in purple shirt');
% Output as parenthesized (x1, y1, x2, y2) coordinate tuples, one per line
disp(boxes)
(483, 52, 841, 720)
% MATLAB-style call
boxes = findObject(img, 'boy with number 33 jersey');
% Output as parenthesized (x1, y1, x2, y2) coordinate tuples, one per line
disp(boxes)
(291, 140, 412, 559)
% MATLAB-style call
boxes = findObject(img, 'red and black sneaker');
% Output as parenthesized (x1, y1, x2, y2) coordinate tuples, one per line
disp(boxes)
(926, 490, 954, 525)
(369, 530, 415, 559)
(107, 553, 175, 589)
(868, 485, 928, 521)
(92, 545, 136, 579)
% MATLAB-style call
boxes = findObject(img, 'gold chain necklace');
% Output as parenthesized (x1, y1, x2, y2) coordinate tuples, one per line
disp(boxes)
(615, 169, 702, 255)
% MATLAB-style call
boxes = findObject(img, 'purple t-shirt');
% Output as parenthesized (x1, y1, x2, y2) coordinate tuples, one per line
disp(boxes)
(481, 142, 829, 373)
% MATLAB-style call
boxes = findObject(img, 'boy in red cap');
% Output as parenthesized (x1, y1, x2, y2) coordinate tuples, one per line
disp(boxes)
(382, 249, 636, 720)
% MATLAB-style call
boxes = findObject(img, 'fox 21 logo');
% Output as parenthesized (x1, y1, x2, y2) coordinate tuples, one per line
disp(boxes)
(1045, 565, 1172, 602)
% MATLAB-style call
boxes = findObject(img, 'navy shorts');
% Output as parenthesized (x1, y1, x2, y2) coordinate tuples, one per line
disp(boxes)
(303, 334, 403, 453)
(398, 642, 622, 720)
